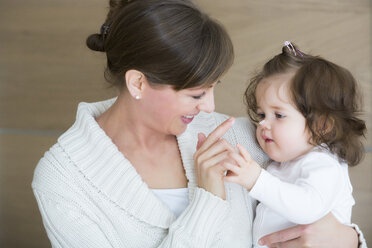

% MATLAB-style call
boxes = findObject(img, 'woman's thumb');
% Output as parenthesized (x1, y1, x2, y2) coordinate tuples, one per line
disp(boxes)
(197, 133, 207, 150)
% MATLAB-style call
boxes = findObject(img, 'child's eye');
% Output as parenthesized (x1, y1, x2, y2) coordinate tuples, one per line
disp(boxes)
(257, 113, 265, 120)
(275, 113, 285, 119)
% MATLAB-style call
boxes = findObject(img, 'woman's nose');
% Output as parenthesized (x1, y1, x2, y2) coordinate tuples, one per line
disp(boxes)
(198, 90, 215, 113)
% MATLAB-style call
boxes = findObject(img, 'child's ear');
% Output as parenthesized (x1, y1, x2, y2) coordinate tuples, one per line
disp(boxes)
(317, 115, 335, 136)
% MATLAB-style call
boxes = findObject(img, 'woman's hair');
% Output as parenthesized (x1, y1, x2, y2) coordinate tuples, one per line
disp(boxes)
(244, 43, 366, 166)
(86, 0, 234, 90)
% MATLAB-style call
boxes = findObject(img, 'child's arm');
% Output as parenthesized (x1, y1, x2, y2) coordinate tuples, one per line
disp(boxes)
(223, 144, 350, 224)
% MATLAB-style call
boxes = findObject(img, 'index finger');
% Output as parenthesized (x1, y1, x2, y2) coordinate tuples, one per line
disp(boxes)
(198, 117, 235, 153)
(236, 143, 253, 162)
(259, 225, 304, 246)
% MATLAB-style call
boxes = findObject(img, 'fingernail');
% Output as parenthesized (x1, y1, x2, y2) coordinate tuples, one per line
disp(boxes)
(228, 117, 235, 124)
(258, 239, 264, 245)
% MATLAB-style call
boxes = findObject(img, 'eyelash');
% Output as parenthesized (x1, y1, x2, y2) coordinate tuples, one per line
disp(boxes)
(257, 113, 265, 120)
(192, 92, 206, 100)
(191, 81, 219, 100)
(257, 112, 286, 119)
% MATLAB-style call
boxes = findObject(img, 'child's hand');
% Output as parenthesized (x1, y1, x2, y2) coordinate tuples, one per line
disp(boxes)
(223, 144, 262, 191)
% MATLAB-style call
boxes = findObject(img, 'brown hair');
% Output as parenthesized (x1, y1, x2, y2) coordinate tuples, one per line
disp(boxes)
(245, 43, 366, 166)
(86, 0, 234, 90)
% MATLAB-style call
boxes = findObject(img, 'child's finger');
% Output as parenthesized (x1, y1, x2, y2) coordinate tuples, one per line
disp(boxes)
(222, 162, 240, 175)
(229, 152, 247, 168)
(236, 144, 253, 162)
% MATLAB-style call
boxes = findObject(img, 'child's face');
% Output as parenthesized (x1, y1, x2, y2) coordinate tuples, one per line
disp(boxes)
(255, 72, 314, 162)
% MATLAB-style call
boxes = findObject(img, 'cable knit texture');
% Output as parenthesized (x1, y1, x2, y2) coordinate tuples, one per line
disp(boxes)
(32, 98, 367, 248)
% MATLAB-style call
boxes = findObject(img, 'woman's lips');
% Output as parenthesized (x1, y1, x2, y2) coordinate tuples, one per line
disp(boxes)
(181, 115, 195, 124)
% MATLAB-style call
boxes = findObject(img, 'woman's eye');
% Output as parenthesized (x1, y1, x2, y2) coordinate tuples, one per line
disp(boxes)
(275, 113, 285, 119)
(192, 92, 205, 99)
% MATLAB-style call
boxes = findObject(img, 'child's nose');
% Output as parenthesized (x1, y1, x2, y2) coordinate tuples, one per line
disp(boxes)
(259, 119, 270, 130)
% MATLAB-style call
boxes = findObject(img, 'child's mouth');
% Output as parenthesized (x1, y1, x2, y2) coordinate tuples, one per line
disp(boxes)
(263, 136, 273, 143)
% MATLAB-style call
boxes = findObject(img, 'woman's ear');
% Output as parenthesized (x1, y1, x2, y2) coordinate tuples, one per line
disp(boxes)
(125, 70, 145, 100)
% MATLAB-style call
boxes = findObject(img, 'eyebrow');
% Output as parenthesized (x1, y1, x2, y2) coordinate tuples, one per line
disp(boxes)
(257, 105, 287, 111)
(271, 105, 286, 110)
(189, 81, 219, 91)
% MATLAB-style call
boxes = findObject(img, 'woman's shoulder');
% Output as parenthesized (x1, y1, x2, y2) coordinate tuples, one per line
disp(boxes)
(228, 117, 268, 165)
(32, 140, 99, 215)
(32, 143, 78, 194)
(192, 111, 253, 130)
(193, 111, 229, 125)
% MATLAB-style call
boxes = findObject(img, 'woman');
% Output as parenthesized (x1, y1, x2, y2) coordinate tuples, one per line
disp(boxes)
(32, 0, 365, 247)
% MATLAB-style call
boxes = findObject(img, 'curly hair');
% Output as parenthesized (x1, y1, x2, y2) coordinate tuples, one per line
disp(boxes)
(244, 43, 366, 166)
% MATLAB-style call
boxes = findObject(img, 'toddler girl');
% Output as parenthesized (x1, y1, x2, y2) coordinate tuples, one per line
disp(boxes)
(223, 42, 366, 247)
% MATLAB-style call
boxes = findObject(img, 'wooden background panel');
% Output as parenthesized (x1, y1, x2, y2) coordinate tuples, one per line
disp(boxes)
(0, 0, 115, 130)
(0, 133, 56, 248)
(0, 0, 371, 246)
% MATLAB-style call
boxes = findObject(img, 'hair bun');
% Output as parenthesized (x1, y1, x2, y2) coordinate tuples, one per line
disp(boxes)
(86, 33, 105, 52)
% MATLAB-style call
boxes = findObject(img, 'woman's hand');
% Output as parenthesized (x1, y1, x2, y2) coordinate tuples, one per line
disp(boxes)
(259, 212, 358, 248)
(194, 117, 236, 200)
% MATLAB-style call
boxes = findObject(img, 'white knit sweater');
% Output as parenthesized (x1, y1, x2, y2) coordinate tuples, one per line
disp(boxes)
(32, 98, 267, 248)
(32, 98, 367, 247)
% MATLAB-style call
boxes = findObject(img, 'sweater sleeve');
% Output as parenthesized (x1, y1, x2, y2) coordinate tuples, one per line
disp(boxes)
(249, 153, 350, 224)
(33, 190, 116, 248)
(158, 187, 230, 247)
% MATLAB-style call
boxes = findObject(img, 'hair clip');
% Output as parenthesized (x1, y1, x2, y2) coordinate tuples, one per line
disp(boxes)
(284, 41, 297, 56)
(100, 24, 110, 36)
(295, 48, 303, 57)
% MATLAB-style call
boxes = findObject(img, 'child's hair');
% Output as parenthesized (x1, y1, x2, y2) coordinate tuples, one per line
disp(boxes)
(244, 43, 366, 166)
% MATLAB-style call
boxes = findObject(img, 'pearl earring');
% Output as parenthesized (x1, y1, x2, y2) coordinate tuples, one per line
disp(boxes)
(135, 95, 140, 100)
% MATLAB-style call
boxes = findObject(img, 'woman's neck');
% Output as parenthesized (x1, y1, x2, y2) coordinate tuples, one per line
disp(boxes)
(96, 93, 175, 153)
(96, 93, 187, 189)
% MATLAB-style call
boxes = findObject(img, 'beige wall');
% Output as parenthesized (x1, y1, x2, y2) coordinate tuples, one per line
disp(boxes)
(0, 0, 371, 247)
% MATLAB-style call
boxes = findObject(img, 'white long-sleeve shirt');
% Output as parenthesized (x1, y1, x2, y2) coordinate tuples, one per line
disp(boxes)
(250, 147, 355, 247)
